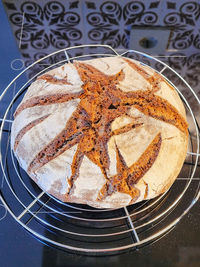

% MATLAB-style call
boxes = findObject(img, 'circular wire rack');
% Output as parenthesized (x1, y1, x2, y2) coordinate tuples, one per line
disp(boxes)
(0, 44, 200, 255)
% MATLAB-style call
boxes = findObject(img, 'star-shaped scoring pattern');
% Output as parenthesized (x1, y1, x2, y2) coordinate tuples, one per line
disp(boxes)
(14, 58, 188, 202)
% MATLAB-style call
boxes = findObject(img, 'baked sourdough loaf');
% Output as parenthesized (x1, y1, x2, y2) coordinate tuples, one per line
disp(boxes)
(11, 56, 188, 208)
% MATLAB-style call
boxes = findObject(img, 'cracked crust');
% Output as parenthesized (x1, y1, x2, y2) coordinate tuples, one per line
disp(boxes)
(11, 56, 188, 208)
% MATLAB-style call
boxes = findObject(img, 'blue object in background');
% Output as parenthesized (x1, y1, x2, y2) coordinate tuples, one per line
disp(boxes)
(0, 0, 22, 94)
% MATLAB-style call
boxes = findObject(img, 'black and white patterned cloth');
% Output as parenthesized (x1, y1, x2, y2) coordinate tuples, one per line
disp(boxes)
(3, 0, 200, 103)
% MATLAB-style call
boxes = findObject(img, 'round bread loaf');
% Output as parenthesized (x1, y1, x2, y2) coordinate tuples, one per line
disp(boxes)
(11, 56, 188, 208)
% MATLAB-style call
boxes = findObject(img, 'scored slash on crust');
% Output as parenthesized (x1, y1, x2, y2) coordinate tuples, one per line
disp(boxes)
(97, 132, 162, 201)
(14, 114, 50, 151)
(14, 58, 188, 202)
(14, 92, 83, 118)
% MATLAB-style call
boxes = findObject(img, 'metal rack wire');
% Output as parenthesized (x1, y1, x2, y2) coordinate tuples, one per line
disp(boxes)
(0, 44, 200, 254)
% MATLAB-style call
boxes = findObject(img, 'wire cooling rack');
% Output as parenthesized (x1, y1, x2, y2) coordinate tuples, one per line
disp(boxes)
(0, 44, 200, 254)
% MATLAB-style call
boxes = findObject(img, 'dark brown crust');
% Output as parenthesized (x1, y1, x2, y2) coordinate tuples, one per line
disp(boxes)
(74, 61, 125, 85)
(28, 131, 82, 174)
(14, 92, 83, 118)
(27, 108, 89, 174)
(97, 133, 162, 200)
(14, 114, 49, 151)
(37, 74, 72, 85)
(67, 144, 84, 192)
